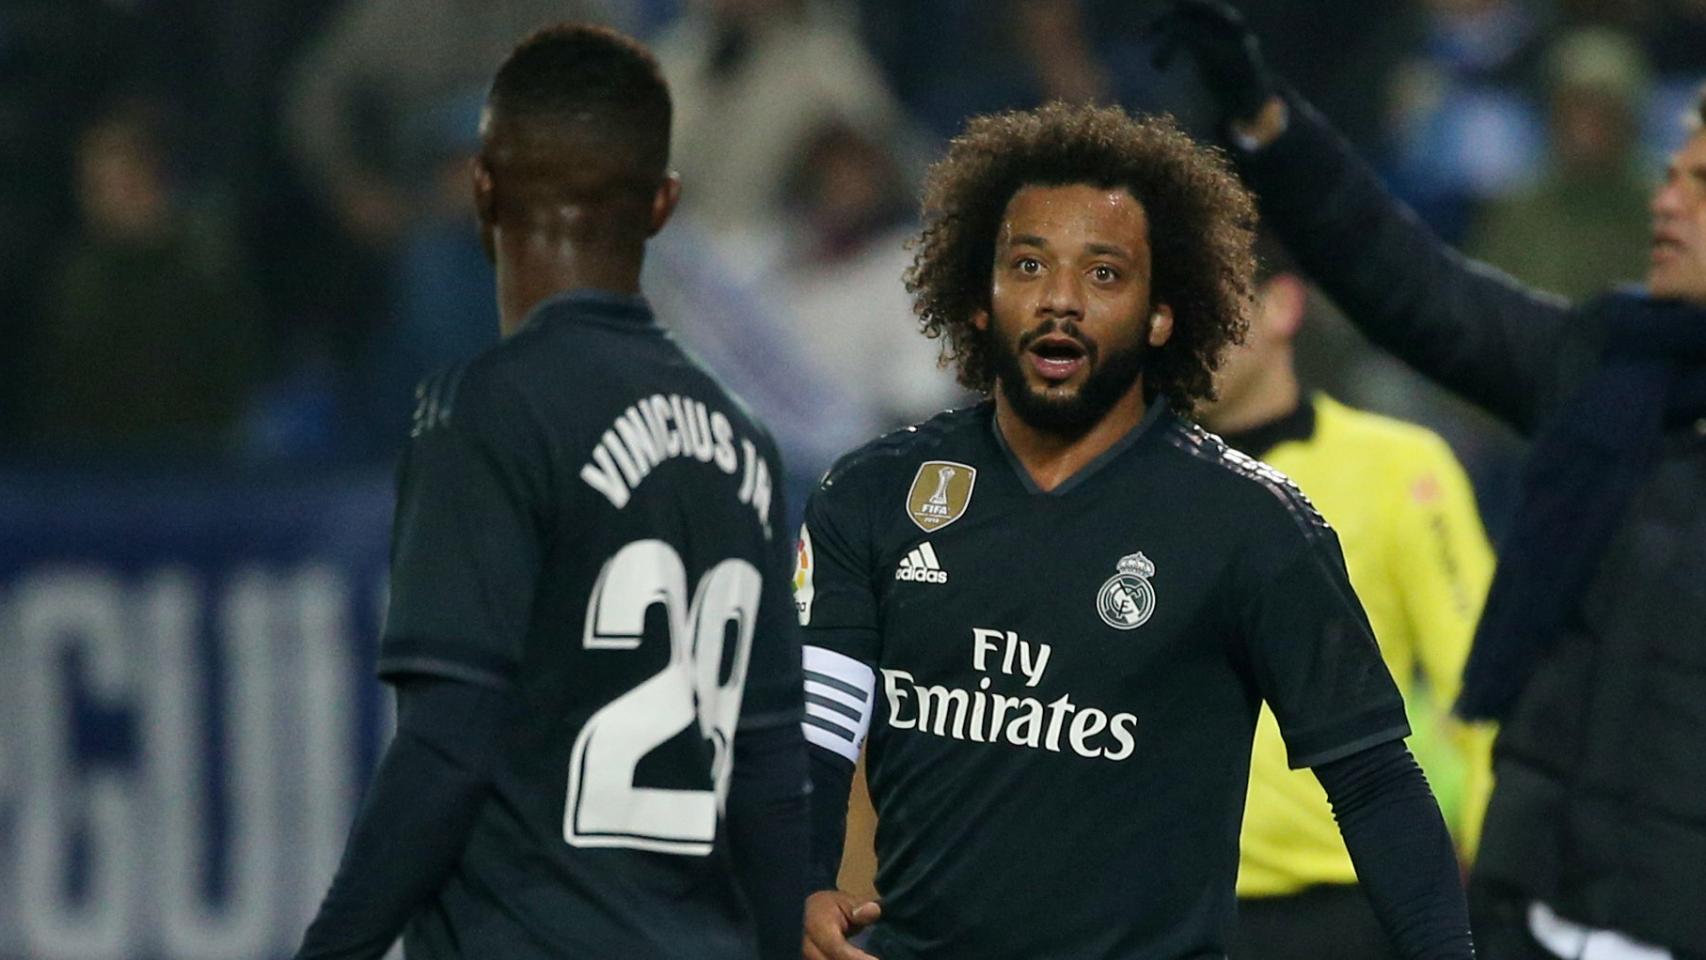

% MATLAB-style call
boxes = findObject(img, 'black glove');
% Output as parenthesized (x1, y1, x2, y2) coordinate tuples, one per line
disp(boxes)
(1149, 0, 1276, 129)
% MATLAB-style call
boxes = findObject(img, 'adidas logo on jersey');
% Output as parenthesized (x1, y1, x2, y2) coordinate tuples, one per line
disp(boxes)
(895, 542, 948, 584)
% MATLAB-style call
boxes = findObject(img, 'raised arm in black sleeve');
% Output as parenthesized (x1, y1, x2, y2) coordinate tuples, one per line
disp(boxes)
(294, 677, 510, 960)
(1148, 0, 1577, 434)
(1231, 92, 1575, 434)
(1315, 739, 1475, 960)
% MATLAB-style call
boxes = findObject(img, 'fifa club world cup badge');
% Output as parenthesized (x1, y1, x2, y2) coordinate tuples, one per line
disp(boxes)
(905, 461, 977, 532)
(1096, 552, 1157, 630)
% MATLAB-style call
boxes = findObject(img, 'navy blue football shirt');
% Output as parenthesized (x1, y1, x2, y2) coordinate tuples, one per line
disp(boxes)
(797, 399, 1407, 959)
(380, 290, 802, 959)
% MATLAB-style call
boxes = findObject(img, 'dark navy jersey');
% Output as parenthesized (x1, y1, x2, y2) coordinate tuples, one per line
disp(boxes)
(796, 400, 1407, 960)
(379, 290, 802, 959)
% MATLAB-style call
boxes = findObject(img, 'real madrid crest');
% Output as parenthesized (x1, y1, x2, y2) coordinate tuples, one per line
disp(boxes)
(905, 460, 977, 532)
(1096, 552, 1157, 631)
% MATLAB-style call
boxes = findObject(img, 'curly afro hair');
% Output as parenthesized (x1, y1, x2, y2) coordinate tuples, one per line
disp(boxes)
(907, 102, 1257, 413)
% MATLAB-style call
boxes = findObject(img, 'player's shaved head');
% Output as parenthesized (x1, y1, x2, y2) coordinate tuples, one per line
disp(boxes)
(476, 23, 681, 330)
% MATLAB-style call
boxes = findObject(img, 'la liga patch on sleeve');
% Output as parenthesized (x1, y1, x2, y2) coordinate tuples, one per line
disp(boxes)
(793, 525, 815, 625)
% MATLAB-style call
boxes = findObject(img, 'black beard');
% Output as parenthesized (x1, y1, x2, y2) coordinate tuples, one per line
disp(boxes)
(988, 318, 1150, 438)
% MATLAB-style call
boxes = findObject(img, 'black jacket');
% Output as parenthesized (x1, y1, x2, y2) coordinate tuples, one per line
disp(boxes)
(1234, 95, 1706, 953)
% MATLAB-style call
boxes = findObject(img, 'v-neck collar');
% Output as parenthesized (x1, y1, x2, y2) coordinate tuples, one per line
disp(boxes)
(990, 396, 1173, 496)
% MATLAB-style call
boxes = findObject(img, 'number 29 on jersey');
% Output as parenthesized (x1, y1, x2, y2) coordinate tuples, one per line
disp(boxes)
(564, 539, 760, 856)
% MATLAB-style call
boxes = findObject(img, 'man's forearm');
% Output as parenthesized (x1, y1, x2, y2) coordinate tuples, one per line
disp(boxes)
(806, 750, 856, 893)
(1316, 739, 1474, 960)
(727, 721, 810, 960)
(295, 679, 508, 959)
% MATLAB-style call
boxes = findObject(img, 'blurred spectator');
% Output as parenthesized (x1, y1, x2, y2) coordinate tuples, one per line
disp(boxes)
(855, 0, 1111, 145)
(281, 0, 613, 251)
(654, 0, 903, 248)
(860, 1, 1418, 154)
(1384, 0, 1548, 240)
(1009, 0, 1112, 105)
(0, 0, 136, 445)
(1566, 0, 1706, 80)
(32, 100, 264, 456)
(639, 222, 868, 521)
(362, 91, 498, 449)
(778, 121, 966, 432)
(637, 119, 967, 512)
(1467, 28, 1656, 301)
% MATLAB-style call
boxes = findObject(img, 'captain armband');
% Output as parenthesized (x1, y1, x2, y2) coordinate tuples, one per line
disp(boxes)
(801, 646, 875, 764)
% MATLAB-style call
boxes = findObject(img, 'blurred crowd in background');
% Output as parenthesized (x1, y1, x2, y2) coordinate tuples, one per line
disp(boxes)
(3, 0, 1704, 524)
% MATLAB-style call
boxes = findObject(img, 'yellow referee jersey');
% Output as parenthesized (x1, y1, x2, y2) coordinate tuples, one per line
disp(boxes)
(1236, 394, 1495, 898)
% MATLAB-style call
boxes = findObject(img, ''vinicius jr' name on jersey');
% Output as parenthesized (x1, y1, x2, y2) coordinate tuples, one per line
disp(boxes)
(883, 627, 1139, 762)
(579, 393, 773, 537)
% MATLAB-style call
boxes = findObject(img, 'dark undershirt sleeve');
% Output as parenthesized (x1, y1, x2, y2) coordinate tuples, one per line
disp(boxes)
(725, 721, 810, 960)
(1314, 739, 1475, 960)
(294, 677, 511, 960)
(807, 748, 857, 893)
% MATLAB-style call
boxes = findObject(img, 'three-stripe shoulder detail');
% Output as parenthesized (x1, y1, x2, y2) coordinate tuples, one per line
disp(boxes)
(821, 407, 979, 488)
(1163, 420, 1331, 543)
(409, 364, 469, 437)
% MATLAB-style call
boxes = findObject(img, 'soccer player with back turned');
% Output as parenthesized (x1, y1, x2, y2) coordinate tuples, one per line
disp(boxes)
(796, 104, 1473, 959)
(292, 25, 807, 960)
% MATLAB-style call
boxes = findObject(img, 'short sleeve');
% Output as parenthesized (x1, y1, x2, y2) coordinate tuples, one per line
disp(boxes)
(378, 371, 546, 690)
(737, 441, 807, 731)
(796, 474, 880, 650)
(1240, 522, 1410, 769)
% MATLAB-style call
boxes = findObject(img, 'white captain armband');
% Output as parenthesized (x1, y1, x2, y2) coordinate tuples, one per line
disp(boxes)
(801, 646, 875, 763)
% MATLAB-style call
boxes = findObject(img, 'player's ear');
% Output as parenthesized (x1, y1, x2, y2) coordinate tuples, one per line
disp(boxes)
(1147, 303, 1174, 347)
(648, 173, 682, 238)
(1256, 273, 1308, 341)
(972, 306, 990, 332)
(472, 156, 497, 264)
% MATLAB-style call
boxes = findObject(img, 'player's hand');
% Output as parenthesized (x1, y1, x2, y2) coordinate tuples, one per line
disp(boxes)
(1148, 0, 1276, 129)
(802, 889, 882, 960)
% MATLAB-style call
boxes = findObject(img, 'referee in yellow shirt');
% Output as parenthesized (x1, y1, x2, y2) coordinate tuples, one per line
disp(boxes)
(1200, 243, 1496, 960)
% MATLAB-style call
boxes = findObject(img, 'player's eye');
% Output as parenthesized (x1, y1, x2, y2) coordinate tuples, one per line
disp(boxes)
(1014, 257, 1043, 274)
(1091, 265, 1119, 283)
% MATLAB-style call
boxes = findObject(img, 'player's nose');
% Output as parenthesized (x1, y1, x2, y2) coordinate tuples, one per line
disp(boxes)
(1037, 268, 1085, 319)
